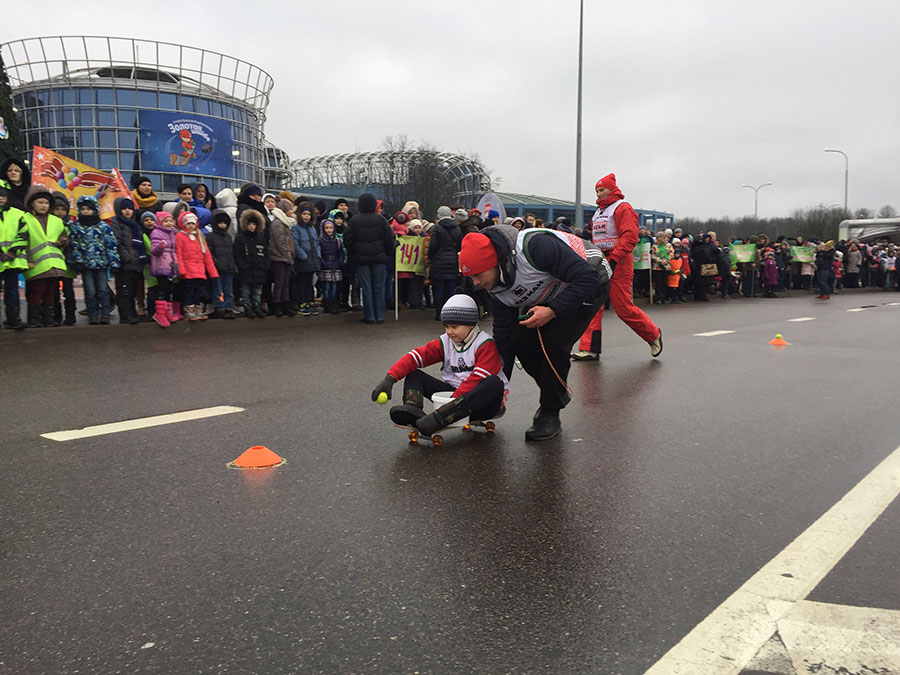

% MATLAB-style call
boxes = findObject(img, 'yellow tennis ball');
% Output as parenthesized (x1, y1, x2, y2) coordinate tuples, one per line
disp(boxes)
(377, 392, 388, 404)
(775, 334, 783, 340)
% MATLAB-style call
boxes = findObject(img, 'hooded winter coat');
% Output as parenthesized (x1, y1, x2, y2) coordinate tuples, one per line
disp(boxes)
(428, 218, 462, 280)
(318, 226, 344, 272)
(343, 193, 394, 266)
(234, 210, 269, 285)
(207, 210, 238, 275)
(0, 158, 32, 211)
(69, 209, 120, 270)
(214, 187, 239, 238)
(291, 205, 321, 273)
(267, 208, 295, 264)
(108, 197, 145, 273)
(175, 213, 218, 280)
(150, 213, 178, 277)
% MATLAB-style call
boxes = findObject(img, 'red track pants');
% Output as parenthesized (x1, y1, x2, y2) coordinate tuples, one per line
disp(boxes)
(578, 255, 660, 353)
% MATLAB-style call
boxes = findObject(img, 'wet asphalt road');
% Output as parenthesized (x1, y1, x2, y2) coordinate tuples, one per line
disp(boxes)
(1, 290, 898, 674)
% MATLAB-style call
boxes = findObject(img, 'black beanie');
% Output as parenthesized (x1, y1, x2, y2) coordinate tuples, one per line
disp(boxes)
(130, 174, 152, 190)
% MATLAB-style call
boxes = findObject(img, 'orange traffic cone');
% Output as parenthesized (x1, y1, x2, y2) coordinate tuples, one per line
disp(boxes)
(769, 333, 790, 346)
(228, 445, 286, 469)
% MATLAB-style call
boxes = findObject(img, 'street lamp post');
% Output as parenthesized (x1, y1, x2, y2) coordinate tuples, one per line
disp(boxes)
(741, 182, 773, 219)
(574, 0, 585, 232)
(824, 148, 849, 212)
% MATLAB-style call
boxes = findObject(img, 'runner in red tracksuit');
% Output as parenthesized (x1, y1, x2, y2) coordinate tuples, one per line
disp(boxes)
(572, 173, 662, 360)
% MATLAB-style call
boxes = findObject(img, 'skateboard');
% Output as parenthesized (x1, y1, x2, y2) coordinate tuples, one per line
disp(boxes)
(394, 420, 496, 447)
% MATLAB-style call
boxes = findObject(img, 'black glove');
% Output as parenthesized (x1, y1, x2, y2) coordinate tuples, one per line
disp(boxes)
(371, 375, 395, 402)
(609, 258, 617, 274)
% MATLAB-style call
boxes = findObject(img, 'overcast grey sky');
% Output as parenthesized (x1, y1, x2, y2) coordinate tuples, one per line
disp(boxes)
(5, 0, 899, 219)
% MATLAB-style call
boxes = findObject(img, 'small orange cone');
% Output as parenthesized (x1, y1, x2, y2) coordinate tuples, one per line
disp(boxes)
(769, 333, 790, 346)
(228, 445, 286, 469)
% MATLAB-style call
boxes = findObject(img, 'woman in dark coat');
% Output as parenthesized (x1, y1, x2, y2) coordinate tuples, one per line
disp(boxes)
(343, 193, 394, 324)
(690, 235, 717, 302)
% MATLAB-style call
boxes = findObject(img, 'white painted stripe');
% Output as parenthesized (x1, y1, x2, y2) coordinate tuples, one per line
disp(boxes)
(693, 330, 735, 337)
(847, 308, 867, 312)
(42, 405, 245, 442)
(887, 302, 900, 306)
(646, 443, 900, 674)
(788, 317, 816, 322)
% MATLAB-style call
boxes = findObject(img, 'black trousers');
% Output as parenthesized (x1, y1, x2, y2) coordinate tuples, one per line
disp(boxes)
(403, 370, 505, 422)
(509, 283, 609, 413)
(116, 269, 140, 321)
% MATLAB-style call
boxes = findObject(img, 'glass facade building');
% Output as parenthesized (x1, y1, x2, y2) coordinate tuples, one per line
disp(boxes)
(3, 36, 291, 195)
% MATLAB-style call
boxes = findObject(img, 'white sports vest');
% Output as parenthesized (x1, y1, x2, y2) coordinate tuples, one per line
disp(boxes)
(491, 228, 608, 310)
(590, 199, 625, 251)
(440, 331, 510, 391)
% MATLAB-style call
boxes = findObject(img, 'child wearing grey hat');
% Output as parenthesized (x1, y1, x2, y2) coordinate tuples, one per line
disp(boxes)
(371, 293, 508, 436)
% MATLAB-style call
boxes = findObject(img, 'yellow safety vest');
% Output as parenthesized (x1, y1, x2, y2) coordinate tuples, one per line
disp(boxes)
(22, 213, 68, 280)
(0, 206, 28, 271)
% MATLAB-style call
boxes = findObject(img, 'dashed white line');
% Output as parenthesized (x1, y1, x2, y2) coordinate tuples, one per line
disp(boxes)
(846, 308, 867, 312)
(887, 302, 900, 306)
(646, 442, 900, 674)
(788, 317, 816, 322)
(693, 330, 736, 337)
(41, 405, 245, 441)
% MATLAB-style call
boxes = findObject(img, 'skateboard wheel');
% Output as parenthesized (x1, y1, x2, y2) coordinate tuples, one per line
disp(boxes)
(485, 421, 495, 432)
(408, 430, 419, 443)
(432, 435, 443, 447)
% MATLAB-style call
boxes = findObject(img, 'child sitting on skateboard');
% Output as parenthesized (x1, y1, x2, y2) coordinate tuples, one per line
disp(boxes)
(371, 294, 508, 436)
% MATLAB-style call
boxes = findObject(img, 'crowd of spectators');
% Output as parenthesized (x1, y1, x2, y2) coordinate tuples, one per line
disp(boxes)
(1, 155, 897, 332)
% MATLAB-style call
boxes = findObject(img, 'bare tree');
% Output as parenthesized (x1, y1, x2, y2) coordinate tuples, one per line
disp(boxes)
(877, 204, 897, 218)
(854, 207, 873, 219)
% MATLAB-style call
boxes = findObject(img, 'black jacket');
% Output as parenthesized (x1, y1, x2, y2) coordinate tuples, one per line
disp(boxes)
(482, 225, 607, 376)
(108, 198, 144, 273)
(233, 210, 269, 284)
(428, 218, 462, 280)
(344, 213, 394, 266)
(208, 227, 238, 275)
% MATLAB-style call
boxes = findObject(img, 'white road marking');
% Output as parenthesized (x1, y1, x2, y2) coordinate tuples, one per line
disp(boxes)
(788, 317, 816, 322)
(646, 442, 900, 675)
(846, 308, 867, 312)
(693, 330, 736, 337)
(744, 601, 900, 673)
(41, 406, 245, 442)
(887, 302, 900, 306)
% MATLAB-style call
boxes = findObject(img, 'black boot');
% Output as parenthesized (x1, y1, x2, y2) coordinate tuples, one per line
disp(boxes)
(390, 404, 427, 426)
(415, 395, 471, 436)
(40, 304, 55, 327)
(26, 304, 41, 328)
(63, 298, 77, 325)
(525, 407, 562, 441)
(4, 306, 25, 330)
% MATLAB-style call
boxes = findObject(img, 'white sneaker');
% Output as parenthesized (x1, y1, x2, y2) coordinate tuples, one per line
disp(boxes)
(571, 350, 599, 361)
(649, 329, 663, 357)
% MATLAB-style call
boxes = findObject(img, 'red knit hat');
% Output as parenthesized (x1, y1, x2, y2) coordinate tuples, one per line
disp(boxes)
(595, 173, 617, 191)
(459, 233, 498, 276)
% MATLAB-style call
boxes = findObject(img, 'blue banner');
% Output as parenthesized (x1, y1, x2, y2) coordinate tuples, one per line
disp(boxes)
(139, 110, 234, 176)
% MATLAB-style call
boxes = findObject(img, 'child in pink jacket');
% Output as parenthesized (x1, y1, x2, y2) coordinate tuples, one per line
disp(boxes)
(175, 211, 218, 321)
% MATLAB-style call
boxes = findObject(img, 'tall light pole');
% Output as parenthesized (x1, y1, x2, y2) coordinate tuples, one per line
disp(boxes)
(741, 182, 773, 219)
(574, 0, 585, 232)
(824, 148, 849, 212)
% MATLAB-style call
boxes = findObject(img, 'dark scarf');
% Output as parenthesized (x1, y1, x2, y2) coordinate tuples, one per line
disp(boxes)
(79, 213, 101, 227)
